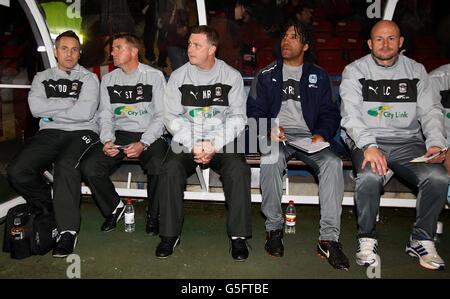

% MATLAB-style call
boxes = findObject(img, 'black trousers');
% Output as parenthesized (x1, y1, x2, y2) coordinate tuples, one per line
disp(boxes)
(156, 144, 252, 238)
(80, 131, 168, 218)
(7, 129, 99, 232)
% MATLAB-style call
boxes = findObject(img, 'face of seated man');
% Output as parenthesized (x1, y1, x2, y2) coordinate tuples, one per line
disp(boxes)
(54, 36, 80, 71)
(368, 20, 404, 66)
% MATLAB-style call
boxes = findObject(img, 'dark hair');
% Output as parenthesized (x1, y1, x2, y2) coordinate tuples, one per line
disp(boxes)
(283, 20, 311, 46)
(112, 32, 143, 50)
(55, 30, 80, 48)
(190, 25, 220, 47)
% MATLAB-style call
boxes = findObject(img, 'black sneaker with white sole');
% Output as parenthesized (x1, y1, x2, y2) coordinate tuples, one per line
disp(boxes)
(52, 232, 77, 258)
(264, 229, 284, 257)
(101, 205, 125, 232)
(317, 240, 350, 271)
(155, 236, 180, 258)
(230, 238, 250, 261)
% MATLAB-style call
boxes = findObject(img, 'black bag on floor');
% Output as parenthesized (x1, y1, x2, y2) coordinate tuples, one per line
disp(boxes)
(2, 203, 58, 259)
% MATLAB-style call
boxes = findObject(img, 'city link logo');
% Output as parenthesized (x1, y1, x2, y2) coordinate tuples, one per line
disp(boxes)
(189, 107, 220, 119)
(368, 106, 408, 119)
(114, 106, 148, 117)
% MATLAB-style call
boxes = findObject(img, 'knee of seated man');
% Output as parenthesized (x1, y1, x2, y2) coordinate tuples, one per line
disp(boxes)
(6, 161, 28, 182)
(356, 169, 383, 187)
(422, 167, 450, 188)
(79, 162, 108, 178)
(160, 158, 186, 176)
(321, 153, 342, 171)
(222, 159, 251, 178)
(53, 160, 80, 176)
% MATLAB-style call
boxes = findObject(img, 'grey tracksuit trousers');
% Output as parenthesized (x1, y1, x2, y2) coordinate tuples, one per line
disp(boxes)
(349, 139, 449, 240)
(260, 142, 344, 241)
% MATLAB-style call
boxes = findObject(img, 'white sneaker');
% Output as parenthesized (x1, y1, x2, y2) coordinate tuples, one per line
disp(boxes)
(405, 239, 445, 270)
(356, 238, 380, 267)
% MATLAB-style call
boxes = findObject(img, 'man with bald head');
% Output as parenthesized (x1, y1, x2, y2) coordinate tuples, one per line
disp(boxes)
(340, 20, 448, 270)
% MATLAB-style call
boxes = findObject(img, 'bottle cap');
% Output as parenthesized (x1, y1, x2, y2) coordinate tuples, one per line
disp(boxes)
(288, 200, 294, 205)
(126, 198, 133, 204)
(13, 217, 21, 226)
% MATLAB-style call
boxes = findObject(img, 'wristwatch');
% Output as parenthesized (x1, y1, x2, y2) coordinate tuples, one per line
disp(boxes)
(362, 143, 378, 151)
(140, 141, 150, 151)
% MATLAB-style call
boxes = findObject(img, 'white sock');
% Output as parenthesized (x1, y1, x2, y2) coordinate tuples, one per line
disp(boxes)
(112, 201, 125, 214)
(60, 230, 76, 236)
(231, 236, 245, 240)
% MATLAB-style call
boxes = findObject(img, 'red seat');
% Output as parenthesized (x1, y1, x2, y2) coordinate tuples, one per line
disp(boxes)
(315, 36, 345, 50)
(312, 7, 330, 20)
(412, 49, 443, 64)
(312, 20, 334, 34)
(421, 58, 450, 72)
(90, 63, 115, 80)
(256, 47, 275, 71)
(318, 59, 347, 75)
(317, 49, 345, 62)
(336, 20, 362, 33)
(314, 31, 334, 40)
(331, 0, 353, 16)
(1, 44, 25, 59)
(413, 35, 439, 50)
(343, 37, 368, 61)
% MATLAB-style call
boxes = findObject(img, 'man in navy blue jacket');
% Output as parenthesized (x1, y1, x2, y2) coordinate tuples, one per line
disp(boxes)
(247, 21, 349, 270)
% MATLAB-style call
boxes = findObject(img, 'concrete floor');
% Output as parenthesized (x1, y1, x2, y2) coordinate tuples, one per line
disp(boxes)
(1, 199, 450, 279)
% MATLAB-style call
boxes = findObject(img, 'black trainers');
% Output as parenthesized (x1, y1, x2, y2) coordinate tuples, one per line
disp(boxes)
(155, 236, 180, 258)
(52, 232, 77, 258)
(145, 214, 159, 236)
(230, 238, 250, 261)
(265, 229, 284, 257)
(101, 205, 125, 232)
(317, 240, 350, 271)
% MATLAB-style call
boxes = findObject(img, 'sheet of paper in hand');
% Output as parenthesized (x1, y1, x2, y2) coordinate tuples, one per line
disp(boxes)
(410, 147, 448, 163)
(288, 138, 330, 154)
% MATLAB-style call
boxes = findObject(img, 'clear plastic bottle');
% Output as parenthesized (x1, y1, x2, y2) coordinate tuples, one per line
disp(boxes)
(124, 198, 135, 233)
(434, 221, 443, 243)
(11, 216, 25, 240)
(285, 200, 296, 234)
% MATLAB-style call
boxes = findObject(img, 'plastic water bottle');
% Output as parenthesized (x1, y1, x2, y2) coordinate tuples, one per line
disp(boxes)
(124, 198, 135, 233)
(434, 221, 443, 243)
(285, 200, 296, 234)
(11, 216, 25, 240)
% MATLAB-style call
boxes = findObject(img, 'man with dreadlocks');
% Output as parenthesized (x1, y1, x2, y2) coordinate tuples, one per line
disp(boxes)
(247, 20, 350, 270)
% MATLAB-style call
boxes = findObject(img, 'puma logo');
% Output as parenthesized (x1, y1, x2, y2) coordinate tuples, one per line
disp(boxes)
(190, 91, 199, 100)
(113, 90, 122, 97)
(369, 86, 379, 94)
(48, 84, 57, 90)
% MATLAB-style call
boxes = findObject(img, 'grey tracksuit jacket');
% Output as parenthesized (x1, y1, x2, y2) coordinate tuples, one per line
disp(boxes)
(98, 63, 166, 146)
(340, 54, 446, 149)
(429, 64, 450, 145)
(28, 64, 99, 132)
(164, 58, 247, 151)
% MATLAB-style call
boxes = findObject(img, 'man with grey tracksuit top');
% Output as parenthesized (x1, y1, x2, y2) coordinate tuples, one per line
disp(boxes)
(155, 26, 252, 261)
(80, 33, 168, 236)
(7, 31, 99, 258)
(247, 21, 349, 270)
(429, 64, 450, 177)
(340, 20, 449, 270)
